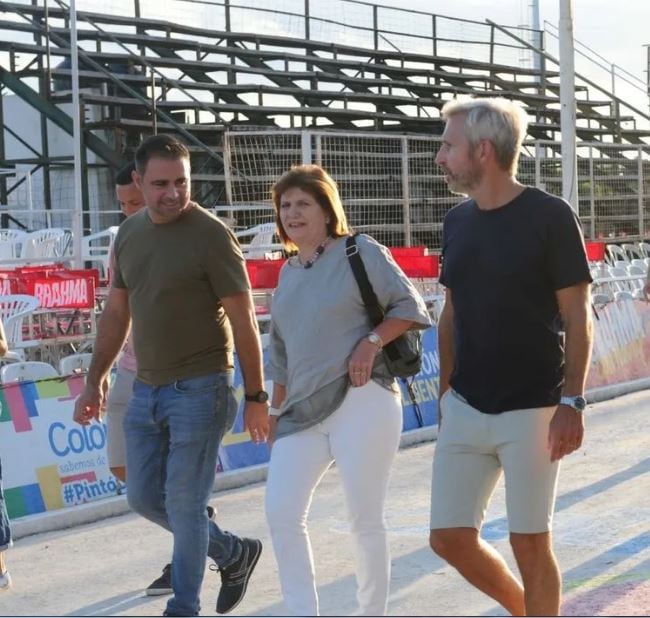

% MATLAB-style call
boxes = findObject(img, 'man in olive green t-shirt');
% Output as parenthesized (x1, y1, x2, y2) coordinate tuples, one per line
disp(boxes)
(74, 135, 269, 617)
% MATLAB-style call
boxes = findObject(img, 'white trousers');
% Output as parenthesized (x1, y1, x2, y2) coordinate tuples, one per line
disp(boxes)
(265, 380, 403, 616)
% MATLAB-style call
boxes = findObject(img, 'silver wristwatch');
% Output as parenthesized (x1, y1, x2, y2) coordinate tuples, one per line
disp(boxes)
(559, 395, 587, 413)
(366, 332, 383, 349)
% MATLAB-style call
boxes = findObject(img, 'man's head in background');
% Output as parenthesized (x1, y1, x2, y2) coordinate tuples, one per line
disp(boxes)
(115, 161, 145, 218)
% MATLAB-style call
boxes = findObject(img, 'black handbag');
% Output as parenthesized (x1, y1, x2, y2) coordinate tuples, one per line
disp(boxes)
(345, 234, 423, 379)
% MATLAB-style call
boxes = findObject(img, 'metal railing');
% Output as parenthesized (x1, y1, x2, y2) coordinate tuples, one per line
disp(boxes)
(224, 129, 650, 249)
(3, 130, 650, 248)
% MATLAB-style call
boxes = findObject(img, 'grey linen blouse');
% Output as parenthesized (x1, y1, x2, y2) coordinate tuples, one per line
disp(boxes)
(267, 234, 432, 439)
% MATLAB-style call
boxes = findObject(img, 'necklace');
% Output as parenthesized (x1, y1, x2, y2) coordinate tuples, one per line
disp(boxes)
(298, 236, 331, 269)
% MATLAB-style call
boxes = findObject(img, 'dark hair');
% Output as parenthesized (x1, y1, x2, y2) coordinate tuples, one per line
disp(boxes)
(135, 134, 190, 175)
(115, 161, 136, 186)
(271, 164, 350, 251)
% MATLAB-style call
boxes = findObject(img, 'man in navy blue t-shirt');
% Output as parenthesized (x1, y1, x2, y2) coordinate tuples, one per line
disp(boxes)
(429, 97, 593, 617)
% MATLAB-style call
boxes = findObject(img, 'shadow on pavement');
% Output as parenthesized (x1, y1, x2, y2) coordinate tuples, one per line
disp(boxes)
(482, 457, 650, 541)
(563, 554, 650, 616)
(65, 590, 154, 617)
(249, 545, 438, 616)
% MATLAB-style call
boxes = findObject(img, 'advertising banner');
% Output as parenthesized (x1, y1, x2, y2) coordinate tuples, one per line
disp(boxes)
(397, 327, 440, 431)
(0, 375, 116, 519)
(587, 299, 650, 389)
(219, 327, 441, 471)
(7, 292, 650, 524)
(0, 327, 440, 520)
(28, 276, 96, 310)
(0, 267, 98, 309)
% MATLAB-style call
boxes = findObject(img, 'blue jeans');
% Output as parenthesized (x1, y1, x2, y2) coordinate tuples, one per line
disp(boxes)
(0, 457, 11, 551)
(124, 372, 240, 616)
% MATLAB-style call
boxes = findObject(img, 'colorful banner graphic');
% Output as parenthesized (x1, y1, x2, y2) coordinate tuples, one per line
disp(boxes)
(218, 327, 440, 470)
(587, 299, 650, 389)
(6, 294, 650, 523)
(0, 328, 440, 520)
(0, 374, 116, 519)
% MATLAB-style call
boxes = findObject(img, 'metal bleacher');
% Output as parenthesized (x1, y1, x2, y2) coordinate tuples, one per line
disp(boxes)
(4, 2, 647, 139)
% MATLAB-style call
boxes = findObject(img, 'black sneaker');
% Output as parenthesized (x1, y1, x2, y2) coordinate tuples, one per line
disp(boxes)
(146, 563, 172, 596)
(147, 507, 216, 597)
(214, 538, 262, 614)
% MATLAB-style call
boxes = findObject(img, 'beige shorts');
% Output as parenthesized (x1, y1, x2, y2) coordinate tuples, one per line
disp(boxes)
(105, 367, 136, 469)
(430, 390, 560, 534)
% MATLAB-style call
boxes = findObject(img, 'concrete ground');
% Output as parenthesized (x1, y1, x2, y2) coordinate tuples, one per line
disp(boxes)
(1, 390, 648, 617)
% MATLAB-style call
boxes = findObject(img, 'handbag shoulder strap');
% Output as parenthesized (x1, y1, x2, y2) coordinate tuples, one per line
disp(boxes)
(345, 234, 384, 327)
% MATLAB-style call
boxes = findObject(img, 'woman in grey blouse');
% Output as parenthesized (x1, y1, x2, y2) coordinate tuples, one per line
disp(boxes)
(265, 165, 431, 616)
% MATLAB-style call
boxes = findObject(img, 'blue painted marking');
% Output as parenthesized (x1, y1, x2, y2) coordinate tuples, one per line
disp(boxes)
(21, 382, 40, 418)
(21, 483, 46, 515)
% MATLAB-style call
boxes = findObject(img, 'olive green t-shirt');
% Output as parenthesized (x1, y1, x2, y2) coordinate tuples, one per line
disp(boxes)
(112, 204, 250, 385)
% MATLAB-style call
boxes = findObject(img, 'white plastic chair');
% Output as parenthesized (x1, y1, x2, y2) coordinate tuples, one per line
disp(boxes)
(614, 290, 634, 302)
(627, 265, 645, 277)
(55, 229, 73, 257)
(589, 265, 600, 279)
(608, 266, 628, 277)
(22, 228, 68, 260)
(82, 226, 119, 279)
(638, 242, 650, 258)
(59, 353, 93, 375)
(606, 245, 629, 266)
(0, 229, 28, 260)
(607, 267, 633, 292)
(0, 361, 59, 383)
(236, 223, 282, 259)
(622, 243, 644, 261)
(0, 294, 40, 356)
(592, 292, 613, 304)
(590, 263, 612, 280)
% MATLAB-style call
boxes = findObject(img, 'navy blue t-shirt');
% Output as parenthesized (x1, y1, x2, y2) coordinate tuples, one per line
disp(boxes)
(440, 187, 592, 414)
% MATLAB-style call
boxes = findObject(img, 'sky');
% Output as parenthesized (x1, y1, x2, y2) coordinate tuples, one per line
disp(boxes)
(17, 0, 650, 105)
(364, 0, 650, 115)
(378, 0, 649, 80)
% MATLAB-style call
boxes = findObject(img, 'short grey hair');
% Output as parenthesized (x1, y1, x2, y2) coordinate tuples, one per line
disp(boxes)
(441, 97, 529, 175)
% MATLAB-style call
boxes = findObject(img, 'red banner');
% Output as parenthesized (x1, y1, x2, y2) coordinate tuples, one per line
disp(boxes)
(26, 277, 95, 309)
(246, 260, 284, 289)
(0, 267, 98, 309)
(585, 241, 605, 262)
(394, 255, 439, 278)
(245, 250, 440, 289)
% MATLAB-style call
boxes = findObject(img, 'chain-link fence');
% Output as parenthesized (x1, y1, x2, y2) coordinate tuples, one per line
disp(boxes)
(226, 129, 650, 250)
(4, 129, 649, 247)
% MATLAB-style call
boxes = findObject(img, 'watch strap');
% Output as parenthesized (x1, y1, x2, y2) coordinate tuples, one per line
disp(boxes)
(560, 395, 586, 411)
(245, 390, 269, 403)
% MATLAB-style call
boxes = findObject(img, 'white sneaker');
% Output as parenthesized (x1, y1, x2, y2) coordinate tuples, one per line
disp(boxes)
(0, 570, 12, 591)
